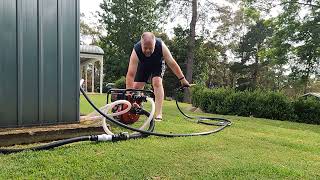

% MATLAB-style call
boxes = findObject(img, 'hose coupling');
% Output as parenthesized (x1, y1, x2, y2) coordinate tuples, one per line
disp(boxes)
(112, 132, 130, 142)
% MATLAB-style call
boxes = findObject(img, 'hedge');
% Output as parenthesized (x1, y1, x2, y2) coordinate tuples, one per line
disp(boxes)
(191, 86, 320, 124)
(293, 97, 320, 124)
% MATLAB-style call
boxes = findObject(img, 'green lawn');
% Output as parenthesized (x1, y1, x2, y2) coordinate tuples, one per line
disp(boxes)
(1, 94, 320, 179)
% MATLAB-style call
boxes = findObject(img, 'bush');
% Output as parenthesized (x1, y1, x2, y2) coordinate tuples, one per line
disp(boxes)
(191, 87, 234, 114)
(293, 97, 320, 124)
(114, 76, 126, 89)
(252, 91, 296, 121)
(224, 91, 255, 117)
(174, 91, 184, 102)
(112, 76, 154, 90)
(208, 88, 234, 115)
(189, 86, 320, 124)
(191, 85, 204, 107)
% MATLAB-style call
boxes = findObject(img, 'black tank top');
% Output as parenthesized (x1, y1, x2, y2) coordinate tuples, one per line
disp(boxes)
(134, 38, 163, 66)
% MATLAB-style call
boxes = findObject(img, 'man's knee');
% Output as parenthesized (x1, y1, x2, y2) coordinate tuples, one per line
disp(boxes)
(152, 77, 163, 89)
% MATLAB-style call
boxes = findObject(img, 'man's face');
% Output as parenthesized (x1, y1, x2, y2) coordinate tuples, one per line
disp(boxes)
(142, 40, 154, 57)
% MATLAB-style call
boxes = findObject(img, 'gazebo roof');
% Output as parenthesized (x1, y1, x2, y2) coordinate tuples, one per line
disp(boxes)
(80, 45, 104, 55)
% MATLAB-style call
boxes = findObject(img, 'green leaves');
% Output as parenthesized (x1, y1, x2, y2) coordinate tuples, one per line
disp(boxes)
(98, 0, 167, 83)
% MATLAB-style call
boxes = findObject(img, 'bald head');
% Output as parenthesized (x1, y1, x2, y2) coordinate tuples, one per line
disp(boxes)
(141, 32, 156, 57)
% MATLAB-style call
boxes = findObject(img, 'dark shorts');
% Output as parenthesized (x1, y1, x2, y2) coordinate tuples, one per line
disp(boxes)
(134, 60, 166, 83)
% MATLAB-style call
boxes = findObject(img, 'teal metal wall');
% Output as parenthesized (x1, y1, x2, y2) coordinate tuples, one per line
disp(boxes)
(0, 0, 80, 127)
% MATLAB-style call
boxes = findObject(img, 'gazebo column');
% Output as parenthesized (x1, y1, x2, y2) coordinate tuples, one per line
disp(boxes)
(92, 62, 95, 93)
(100, 58, 103, 94)
(85, 64, 88, 92)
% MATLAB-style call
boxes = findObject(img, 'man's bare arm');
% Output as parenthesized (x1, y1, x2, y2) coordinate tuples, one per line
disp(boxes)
(126, 49, 139, 89)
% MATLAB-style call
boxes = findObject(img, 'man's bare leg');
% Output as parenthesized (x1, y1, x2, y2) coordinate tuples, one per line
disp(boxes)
(152, 77, 164, 120)
(133, 82, 145, 90)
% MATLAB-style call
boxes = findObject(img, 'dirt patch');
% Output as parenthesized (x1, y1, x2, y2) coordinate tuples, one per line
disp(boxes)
(0, 117, 110, 147)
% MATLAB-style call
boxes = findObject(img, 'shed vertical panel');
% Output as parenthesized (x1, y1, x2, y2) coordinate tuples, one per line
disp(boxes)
(60, 0, 79, 122)
(20, 0, 39, 125)
(41, 0, 59, 124)
(0, 0, 18, 127)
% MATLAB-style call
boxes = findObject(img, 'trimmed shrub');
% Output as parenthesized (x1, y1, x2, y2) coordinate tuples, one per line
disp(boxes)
(293, 97, 320, 124)
(198, 89, 212, 112)
(252, 91, 296, 121)
(191, 87, 234, 114)
(114, 76, 126, 89)
(209, 88, 235, 115)
(174, 91, 184, 102)
(224, 90, 255, 117)
(191, 85, 205, 108)
(189, 86, 320, 124)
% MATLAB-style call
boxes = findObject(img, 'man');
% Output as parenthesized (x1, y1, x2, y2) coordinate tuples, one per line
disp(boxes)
(126, 32, 190, 121)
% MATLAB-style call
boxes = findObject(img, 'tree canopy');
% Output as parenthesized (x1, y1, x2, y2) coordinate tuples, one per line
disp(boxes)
(81, 0, 320, 96)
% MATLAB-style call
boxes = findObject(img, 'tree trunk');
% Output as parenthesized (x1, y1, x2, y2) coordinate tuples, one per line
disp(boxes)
(252, 44, 260, 89)
(184, 0, 197, 102)
(304, 61, 312, 94)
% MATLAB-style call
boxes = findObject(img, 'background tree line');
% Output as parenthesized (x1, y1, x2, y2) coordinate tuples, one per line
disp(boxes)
(80, 0, 320, 98)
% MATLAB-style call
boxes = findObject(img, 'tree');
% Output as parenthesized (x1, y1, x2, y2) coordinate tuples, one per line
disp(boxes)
(271, 0, 320, 93)
(209, 1, 253, 89)
(162, 26, 189, 98)
(165, 0, 234, 99)
(80, 13, 103, 45)
(293, 6, 320, 93)
(98, 0, 167, 83)
(233, 19, 273, 90)
(184, 0, 197, 102)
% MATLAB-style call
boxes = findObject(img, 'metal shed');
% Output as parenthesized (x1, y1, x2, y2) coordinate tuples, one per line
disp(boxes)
(0, 0, 80, 128)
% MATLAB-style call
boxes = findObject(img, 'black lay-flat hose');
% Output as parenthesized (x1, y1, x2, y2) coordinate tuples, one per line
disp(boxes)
(0, 136, 91, 154)
(175, 87, 232, 127)
(0, 86, 231, 154)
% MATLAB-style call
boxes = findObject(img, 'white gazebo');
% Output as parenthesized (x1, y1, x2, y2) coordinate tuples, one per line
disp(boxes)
(80, 45, 104, 94)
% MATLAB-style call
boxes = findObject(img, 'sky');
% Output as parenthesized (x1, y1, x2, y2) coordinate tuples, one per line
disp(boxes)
(80, 0, 103, 15)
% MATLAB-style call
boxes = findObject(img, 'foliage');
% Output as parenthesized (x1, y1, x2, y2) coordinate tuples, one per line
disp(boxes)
(79, 0, 320, 97)
(191, 86, 320, 124)
(270, 0, 320, 93)
(114, 76, 126, 89)
(80, 13, 103, 45)
(233, 17, 274, 90)
(98, 0, 168, 83)
(162, 26, 189, 97)
(293, 96, 320, 124)
(164, 27, 223, 97)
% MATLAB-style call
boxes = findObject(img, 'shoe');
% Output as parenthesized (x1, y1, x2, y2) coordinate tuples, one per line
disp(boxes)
(155, 117, 162, 121)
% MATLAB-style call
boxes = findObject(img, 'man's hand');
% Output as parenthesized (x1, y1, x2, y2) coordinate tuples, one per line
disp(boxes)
(180, 78, 190, 87)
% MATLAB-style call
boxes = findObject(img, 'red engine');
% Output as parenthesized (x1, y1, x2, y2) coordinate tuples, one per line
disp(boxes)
(108, 89, 154, 125)
(111, 93, 141, 124)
